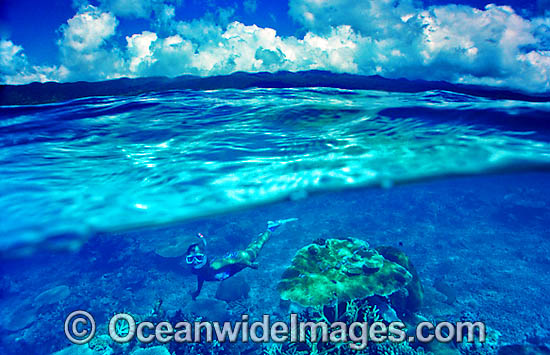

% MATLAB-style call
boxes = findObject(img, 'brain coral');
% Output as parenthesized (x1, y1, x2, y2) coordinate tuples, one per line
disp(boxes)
(277, 238, 412, 307)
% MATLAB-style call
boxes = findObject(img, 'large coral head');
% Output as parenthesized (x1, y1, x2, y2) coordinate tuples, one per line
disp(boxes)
(277, 238, 412, 307)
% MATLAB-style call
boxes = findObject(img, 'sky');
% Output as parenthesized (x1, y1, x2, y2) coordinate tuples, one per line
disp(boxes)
(1, 0, 549, 92)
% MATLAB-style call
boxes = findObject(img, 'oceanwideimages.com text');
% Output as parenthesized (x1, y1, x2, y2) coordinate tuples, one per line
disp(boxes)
(65, 311, 486, 350)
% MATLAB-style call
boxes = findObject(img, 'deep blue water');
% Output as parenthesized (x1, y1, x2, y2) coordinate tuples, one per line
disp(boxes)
(1, 86, 550, 355)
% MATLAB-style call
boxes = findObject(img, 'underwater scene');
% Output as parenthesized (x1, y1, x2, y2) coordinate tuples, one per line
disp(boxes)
(1, 78, 550, 355)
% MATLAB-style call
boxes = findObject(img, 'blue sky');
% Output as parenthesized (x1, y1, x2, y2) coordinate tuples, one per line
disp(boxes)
(0, 0, 300, 65)
(1, 0, 549, 91)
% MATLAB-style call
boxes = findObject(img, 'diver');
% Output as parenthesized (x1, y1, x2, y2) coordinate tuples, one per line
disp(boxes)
(185, 218, 297, 300)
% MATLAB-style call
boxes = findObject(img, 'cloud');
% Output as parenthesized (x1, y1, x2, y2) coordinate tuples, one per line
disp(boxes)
(59, 6, 118, 52)
(289, 0, 419, 40)
(1, 0, 550, 92)
(120, 21, 362, 76)
(126, 31, 158, 72)
(289, 0, 550, 91)
(0, 40, 65, 84)
(217, 7, 237, 27)
(1, 40, 28, 78)
(96, 0, 181, 19)
(243, 0, 257, 14)
(57, 5, 125, 81)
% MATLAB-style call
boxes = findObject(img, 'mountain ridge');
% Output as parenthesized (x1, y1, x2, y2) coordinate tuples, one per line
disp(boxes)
(1, 70, 549, 105)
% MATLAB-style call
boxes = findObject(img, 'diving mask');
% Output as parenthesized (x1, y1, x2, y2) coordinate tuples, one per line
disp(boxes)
(186, 253, 205, 264)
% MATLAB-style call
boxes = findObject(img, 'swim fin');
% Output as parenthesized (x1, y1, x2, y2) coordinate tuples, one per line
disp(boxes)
(267, 218, 298, 232)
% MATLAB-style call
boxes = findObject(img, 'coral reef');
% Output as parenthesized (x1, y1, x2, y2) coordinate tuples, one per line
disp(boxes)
(88, 335, 116, 355)
(375, 246, 423, 316)
(433, 277, 457, 305)
(34, 285, 71, 308)
(181, 298, 231, 322)
(262, 297, 423, 355)
(51, 345, 95, 355)
(154, 240, 192, 258)
(5, 177, 549, 355)
(4, 304, 37, 331)
(215, 274, 250, 302)
(496, 344, 550, 355)
(456, 326, 500, 355)
(131, 346, 172, 355)
(277, 238, 412, 307)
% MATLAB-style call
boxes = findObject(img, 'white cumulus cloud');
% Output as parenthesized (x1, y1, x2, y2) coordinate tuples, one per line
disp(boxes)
(288, 0, 550, 91)
(1, 0, 550, 92)
(57, 5, 125, 81)
(0, 40, 65, 84)
(127, 31, 158, 72)
(59, 6, 118, 52)
(118, 21, 363, 76)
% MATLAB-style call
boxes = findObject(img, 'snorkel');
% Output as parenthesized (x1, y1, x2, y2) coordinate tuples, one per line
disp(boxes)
(186, 233, 208, 269)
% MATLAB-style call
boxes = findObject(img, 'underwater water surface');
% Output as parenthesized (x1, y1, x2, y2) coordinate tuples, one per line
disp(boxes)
(1, 84, 550, 355)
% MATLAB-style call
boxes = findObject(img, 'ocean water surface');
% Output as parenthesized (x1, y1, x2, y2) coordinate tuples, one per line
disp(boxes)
(1, 83, 550, 354)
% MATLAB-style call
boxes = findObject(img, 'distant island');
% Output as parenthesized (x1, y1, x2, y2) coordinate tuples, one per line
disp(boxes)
(1, 70, 549, 105)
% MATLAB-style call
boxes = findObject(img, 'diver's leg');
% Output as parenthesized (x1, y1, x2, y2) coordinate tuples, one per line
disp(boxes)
(209, 230, 270, 271)
(239, 230, 271, 265)
(241, 219, 296, 263)
(213, 220, 295, 271)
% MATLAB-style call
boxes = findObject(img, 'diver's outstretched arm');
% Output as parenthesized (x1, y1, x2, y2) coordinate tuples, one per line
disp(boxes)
(190, 277, 204, 300)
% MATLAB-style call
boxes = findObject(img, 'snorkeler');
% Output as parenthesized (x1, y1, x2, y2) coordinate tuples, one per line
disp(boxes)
(186, 218, 297, 300)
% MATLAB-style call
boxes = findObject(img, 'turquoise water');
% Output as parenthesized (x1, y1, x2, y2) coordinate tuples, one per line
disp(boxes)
(1, 87, 550, 255)
(1, 84, 550, 354)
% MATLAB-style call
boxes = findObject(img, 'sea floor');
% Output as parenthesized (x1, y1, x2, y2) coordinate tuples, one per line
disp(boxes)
(1, 172, 550, 354)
